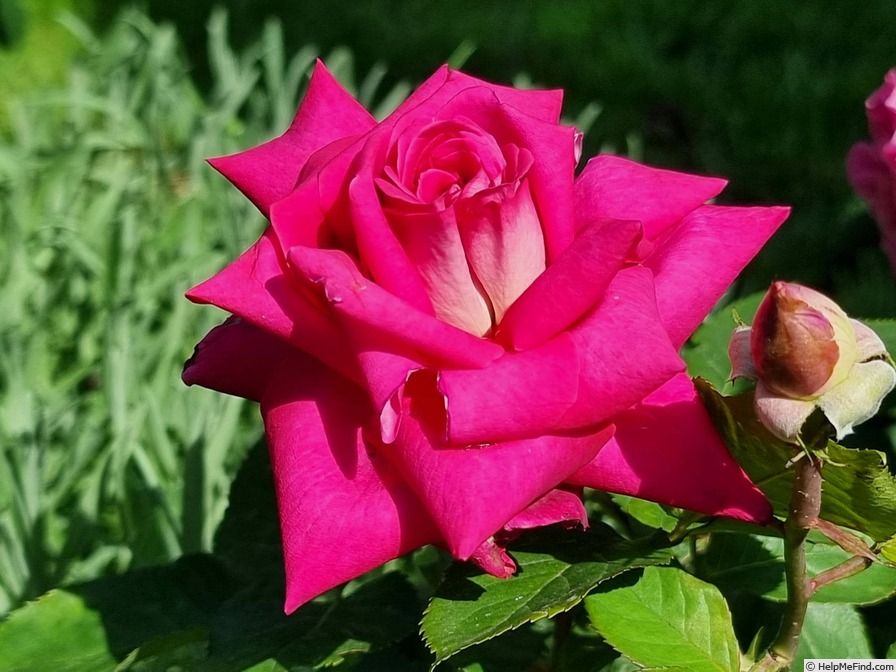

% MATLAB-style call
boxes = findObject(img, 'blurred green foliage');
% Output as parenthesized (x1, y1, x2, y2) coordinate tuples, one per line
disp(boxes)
(0, 10, 290, 615)
(0, 5, 451, 619)
(84, 0, 896, 302)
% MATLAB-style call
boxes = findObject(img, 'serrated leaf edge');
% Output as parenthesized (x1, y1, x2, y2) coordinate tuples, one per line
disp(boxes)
(421, 558, 669, 669)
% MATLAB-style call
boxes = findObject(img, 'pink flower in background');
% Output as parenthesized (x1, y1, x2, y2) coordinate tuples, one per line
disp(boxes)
(847, 69, 896, 273)
(184, 62, 788, 612)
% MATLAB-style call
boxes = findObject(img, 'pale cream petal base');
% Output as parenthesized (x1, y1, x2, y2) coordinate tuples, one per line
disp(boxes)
(818, 359, 896, 439)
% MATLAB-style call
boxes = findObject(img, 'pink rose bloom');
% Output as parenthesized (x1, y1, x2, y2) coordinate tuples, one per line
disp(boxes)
(847, 69, 896, 273)
(184, 62, 787, 612)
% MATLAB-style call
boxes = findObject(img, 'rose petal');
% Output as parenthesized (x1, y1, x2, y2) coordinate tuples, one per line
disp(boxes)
(469, 488, 588, 579)
(285, 246, 503, 369)
(646, 204, 790, 349)
(496, 218, 641, 351)
(847, 143, 893, 208)
(285, 246, 504, 439)
(865, 69, 896, 146)
(183, 316, 292, 402)
(348, 171, 437, 315)
(469, 537, 517, 578)
(852, 319, 891, 361)
(209, 61, 375, 215)
(388, 66, 563, 126)
(261, 353, 440, 613)
(382, 372, 611, 559)
(569, 374, 772, 523)
(846, 143, 896, 273)
(817, 360, 896, 439)
(423, 86, 577, 263)
(186, 228, 359, 383)
(574, 155, 728, 240)
(497, 103, 577, 262)
(457, 177, 546, 325)
(438, 332, 580, 444)
(503, 488, 588, 532)
(554, 266, 686, 431)
(382, 203, 494, 336)
(753, 380, 816, 443)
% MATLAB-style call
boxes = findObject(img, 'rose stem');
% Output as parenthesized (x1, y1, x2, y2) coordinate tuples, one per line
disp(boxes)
(809, 556, 872, 595)
(549, 609, 575, 671)
(750, 452, 823, 672)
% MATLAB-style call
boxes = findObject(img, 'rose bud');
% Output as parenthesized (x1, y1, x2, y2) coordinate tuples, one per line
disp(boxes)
(750, 281, 858, 399)
(729, 282, 895, 442)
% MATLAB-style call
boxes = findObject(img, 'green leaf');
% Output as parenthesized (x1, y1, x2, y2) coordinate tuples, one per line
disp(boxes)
(865, 319, 896, 359)
(794, 603, 873, 666)
(703, 533, 896, 605)
(881, 535, 896, 565)
(0, 555, 232, 671)
(421, 525, 673, 666)
(447, 622, 549, 672)
(213, 440, 284, 590)
(0, 590, 116, 672)
(201, 570, 422, 671)
(556, 624, 645, 672)
(888, 640, 896, 659)
(612, 495, 679, 533)
(697, 379, 896, 541)
(585, 567, 739, 672)
(683, 293, 765, 389)
(203, 441, 425, 670)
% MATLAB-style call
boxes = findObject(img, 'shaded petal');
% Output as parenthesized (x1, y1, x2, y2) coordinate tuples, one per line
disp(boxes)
(496, 218, 641, 351)
(753, 381, 815, 443)
(574, 155, 727, 240)
(569, 374, 772, 523)
(438, 332, 580, 444)
(209, 61, 375, 215)
(383, 372, 611, 559)
(646, 205, 790, 349)
(285, 246, 504, 439)
(348, 163, 437, 315)
(847, 143, 893, 209)
(268, 179, 333, 251)
(818, 360, 896, 439)
(182, 316, 292, 402)
(261, 353, 440, 613)
(469, 488, 587, 579)
(865, 69, 896, 146)
(555, 266, 686, 431)
(285, 246, 504, 369)
(846, 143, 896, 271)
(469, 537, 517, 578)
(503, 488, 588, 532)
(186, 228, 358, 383)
